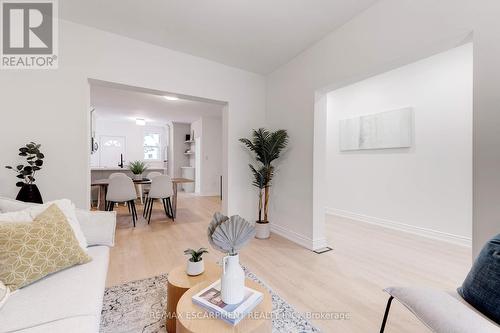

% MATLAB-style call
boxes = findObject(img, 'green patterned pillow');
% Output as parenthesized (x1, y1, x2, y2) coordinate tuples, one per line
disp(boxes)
(0, 204, 92, 290)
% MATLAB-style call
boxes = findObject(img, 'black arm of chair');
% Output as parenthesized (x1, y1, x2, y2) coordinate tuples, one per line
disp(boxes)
(380, 296, 395, 333)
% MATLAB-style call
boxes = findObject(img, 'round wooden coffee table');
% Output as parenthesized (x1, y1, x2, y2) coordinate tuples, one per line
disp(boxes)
(166, 262, 221, 333)
(176, 279, 272, 333)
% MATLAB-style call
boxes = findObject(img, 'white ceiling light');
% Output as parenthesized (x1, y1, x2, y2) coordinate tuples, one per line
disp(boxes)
(136, 118, 146, 126)
(163, 95, 179, 101)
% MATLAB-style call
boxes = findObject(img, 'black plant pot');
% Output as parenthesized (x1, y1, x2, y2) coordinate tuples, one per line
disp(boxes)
(16, 184, 43, 204)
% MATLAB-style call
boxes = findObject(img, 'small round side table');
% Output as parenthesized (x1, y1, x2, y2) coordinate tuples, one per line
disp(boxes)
(176, 279, 272, 333)
(166, 262, 221, 333)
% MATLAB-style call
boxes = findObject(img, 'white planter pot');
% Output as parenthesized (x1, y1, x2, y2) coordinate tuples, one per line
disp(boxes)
(221, 254, 245, 304)
(186, 259, 205, 276)
(255, 222, 270, 239)
(133, 173, 143, 180)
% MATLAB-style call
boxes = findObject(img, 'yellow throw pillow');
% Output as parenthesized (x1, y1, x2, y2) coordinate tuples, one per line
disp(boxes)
(0, 204, 92, 290)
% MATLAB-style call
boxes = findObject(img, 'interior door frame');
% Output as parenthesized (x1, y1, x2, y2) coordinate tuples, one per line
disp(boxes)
(85, 79, 229, 214)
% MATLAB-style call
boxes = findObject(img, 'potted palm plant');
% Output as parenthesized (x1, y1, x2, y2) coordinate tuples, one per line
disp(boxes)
(184, 248, 208, 276)
(129, 160, 148, 180)
(240, 128, 289, 239)
(5, 142, 45, 203)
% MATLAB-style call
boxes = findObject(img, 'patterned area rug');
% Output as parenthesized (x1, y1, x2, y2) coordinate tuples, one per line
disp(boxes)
(100, 269, 320, 333)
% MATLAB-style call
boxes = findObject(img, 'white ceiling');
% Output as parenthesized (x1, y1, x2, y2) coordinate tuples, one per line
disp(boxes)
(90, 84, 224, 125)
(60, 0, 377, 74)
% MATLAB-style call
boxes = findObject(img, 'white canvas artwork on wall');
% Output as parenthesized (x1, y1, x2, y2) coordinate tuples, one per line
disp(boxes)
(339, 107, 412, 151)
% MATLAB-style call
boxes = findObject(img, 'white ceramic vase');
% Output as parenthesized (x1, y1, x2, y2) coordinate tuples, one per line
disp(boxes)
(255, 222, 270, 239)
(133, 173, 143, 180)
(221, 254, 245, 304)
(186, 259, 204, 276)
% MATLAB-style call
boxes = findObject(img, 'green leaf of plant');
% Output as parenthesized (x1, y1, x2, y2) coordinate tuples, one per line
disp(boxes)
(128, 160, 148, 174)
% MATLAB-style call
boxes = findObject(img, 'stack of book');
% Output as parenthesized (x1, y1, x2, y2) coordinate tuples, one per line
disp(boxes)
(192, 280, 263, 325)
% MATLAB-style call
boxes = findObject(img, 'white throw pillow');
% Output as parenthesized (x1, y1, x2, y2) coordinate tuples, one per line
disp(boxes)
(0, 210, 32, 222)
(0, 196, 31, 212)
(0, 199, 88, 250)
(0, 281, 9, 309)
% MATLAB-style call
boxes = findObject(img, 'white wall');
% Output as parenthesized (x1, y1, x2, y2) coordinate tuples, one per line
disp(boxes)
(191, 117, 202, 170)
(169, 122, 190, 178)
(266, 0, 500, 255)
(200, 117, 223, 196)
(326, 44, 472, 243)
(91, 118, 168, 168)
(0, 19, 266, 221)
(190, 117, 223, 196)
(190, 118, 202, 193)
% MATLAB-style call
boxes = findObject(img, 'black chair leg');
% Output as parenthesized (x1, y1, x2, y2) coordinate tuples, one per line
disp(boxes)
(108, 201, 114, 212)
(147, 199, 154, 224)
(162, 198, 169, 218)
(150, 199, 155, 222)
(147, 198, 152, 219)
(127, 201, 131, 214)
(167, 197, 174, 221)
(129, 200, 137, 220)
(165, 197, 172, 218)
(380, 296, 394, 333)
(147, 198, 153, 219)
(129, 200, 136, 227)
(145, 198, 152, 219)
(143, 198, 148, 218)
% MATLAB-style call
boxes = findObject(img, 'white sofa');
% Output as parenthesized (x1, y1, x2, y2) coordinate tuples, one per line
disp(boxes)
(0, 198, 116, 333)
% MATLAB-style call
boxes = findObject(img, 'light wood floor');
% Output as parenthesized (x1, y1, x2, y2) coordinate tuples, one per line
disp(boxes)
(107, 193, 472, 332)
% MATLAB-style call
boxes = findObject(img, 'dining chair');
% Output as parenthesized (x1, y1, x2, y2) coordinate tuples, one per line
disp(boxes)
(109, 172, 128, 179)
(146, 171, 162, 179)
(108, 173, 133, 206)
(106, 176, 138, 227)
(143, 175, 174, 223)
(143, 171, 163, 199)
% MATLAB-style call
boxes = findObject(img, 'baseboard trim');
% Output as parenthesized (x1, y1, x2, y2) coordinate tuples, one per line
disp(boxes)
(326, 208, 472, 247)
(270, 223, 328, 251)
(312, 236, 329, 251)
(195, 192, 220, 197)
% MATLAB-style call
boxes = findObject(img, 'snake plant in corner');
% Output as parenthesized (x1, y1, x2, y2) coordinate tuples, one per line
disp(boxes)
(239, 128, 289, 239)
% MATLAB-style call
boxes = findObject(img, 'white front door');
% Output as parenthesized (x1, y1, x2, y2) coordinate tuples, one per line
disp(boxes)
(99, 136, 126, 167)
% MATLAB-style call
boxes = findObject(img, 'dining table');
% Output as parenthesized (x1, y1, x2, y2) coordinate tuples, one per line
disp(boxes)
(91, 177, 194, 218)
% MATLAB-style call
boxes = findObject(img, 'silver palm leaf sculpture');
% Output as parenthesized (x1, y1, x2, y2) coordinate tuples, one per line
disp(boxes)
(208, 212, 256, 255)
